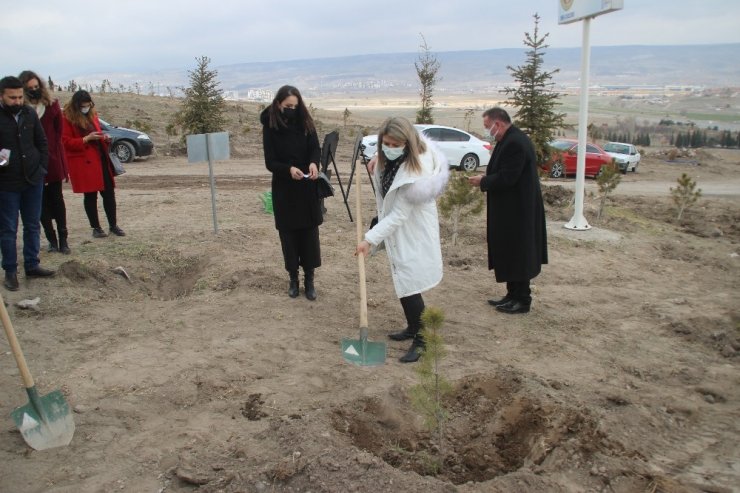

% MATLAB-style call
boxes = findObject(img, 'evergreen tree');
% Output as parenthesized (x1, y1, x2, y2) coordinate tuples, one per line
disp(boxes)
(410, 306, 451, 466)
(342, 107, 351, 127)
(415, 34, 440, 124)
(670, 173, 701, 221)
(596, 161, 621, 220)
(176, 56, 227, 136)
(47, 76, 54, 92)
(503, 13, 567, 164)
(438, 172, 484, 246)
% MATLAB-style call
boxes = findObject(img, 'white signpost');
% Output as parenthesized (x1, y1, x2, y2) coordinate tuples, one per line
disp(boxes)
(559, 0, 624, 230)
(186, 131, 230, 234)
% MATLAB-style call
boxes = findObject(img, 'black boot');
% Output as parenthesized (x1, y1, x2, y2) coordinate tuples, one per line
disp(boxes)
(58, 228, 71, 254)
(288, 271, 299, 298)
(400, 336, 425, 363)
(46, 229, 59, 253)
(304, 268, 317, 301)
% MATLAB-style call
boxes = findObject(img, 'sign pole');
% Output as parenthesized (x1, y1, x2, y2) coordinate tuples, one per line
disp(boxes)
(565, 16, 592, 230)
(206, 133, 219, 234)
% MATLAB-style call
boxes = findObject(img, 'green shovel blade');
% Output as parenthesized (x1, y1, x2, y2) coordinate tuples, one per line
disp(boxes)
(11, 387, 75, 450)
(341, 336, 386, 367)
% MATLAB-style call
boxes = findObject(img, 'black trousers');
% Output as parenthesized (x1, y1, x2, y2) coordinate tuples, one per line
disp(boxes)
(84, 188, 117, 230)
(40, 181, 67, 238)
(400, 293, 425, 337)
(506, 280, 531, 305)
(278, 226, 321, 272)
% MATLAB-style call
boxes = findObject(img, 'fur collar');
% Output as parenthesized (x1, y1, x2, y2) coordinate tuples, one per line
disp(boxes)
(404, 137, 450, 205)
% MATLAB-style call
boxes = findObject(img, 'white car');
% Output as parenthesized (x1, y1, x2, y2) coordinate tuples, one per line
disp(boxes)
(603, 142, 640, 173)
(361, 124, 492, 171)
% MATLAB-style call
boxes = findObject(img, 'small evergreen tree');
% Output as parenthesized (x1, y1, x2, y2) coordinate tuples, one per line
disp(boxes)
(671, 173, 702, 221)
(342, 107, 351, 127)
(503, 13, 567, 165)
(176, 56, 227, 136)
(415, 34, 440, 124)
(438, 172, 484, 245)
(410, 306, 451, 466)
(47, 76, 54, 92)
(596, 161, 621, 220)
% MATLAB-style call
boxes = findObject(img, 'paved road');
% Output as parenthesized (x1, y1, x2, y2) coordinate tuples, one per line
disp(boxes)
(552, 178, 740, 198)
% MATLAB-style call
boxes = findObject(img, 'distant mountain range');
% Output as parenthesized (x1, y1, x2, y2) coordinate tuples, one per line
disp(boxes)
(77, 44, 739, 96)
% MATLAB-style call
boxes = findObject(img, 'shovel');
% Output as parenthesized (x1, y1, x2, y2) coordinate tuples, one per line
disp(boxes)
(341, 163, 386, 366)
(0, 292, 75, 450)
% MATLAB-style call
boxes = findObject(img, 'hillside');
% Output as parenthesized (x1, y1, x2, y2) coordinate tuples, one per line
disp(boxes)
(71, 44, 740, 96)
(0, 93, 738, 492)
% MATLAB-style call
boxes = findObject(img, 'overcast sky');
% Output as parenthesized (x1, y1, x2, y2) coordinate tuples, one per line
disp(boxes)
(5, 0, 740, 80)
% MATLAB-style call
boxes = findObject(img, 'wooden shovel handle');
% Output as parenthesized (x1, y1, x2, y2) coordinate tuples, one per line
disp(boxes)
(355, 167, 368, 328)
(0, 292, 35, 388)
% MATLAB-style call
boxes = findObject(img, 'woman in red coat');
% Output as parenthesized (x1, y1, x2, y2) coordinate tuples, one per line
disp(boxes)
(61, 90, 125, 238)
(19, 70, 71, 253)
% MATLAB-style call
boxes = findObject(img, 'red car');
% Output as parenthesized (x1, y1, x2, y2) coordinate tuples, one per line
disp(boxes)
(541, 139, 613, 178)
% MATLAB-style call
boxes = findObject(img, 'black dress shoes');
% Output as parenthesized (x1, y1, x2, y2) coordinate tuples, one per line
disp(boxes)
(496, 300, 530, 314)
(388, 329, 415, 341)
(25, 266, 55, 278)
(4, 272, 19, 291)
(487, 296, 512, 307)
(110, 226, 126, 237)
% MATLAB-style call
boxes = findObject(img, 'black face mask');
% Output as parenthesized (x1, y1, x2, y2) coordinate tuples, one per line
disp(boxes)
(5, 104, 23, 114)
(282, 107, 297, 120)
(27, 89, 42, 100)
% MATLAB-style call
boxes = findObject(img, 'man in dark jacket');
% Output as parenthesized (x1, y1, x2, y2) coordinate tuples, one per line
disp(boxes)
(0, 76, 54, 291)
(469, 107, 547, 314)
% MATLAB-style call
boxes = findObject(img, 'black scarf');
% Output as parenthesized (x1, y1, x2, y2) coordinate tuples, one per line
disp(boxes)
(381, 153, 406, 197)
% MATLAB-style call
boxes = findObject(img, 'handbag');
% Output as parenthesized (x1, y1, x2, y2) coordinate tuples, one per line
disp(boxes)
(109, 151, 126, 176)
(316, 171, 334, 199)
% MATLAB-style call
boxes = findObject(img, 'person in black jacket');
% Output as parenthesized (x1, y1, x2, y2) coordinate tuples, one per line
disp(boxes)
(468, 107, 548, 314)
(0, 76, 55, 291)
(261, 85, 322, 301)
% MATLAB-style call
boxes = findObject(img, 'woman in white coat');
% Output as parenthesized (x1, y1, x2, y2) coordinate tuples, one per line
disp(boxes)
(356, 117, 448, 363)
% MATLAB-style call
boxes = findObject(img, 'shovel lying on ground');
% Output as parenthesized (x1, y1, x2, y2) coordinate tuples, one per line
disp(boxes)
(0, 292, 74, 450)
(341, 163, 386, 366)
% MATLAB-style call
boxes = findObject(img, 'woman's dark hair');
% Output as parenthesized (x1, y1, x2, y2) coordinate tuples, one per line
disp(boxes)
(62, 90, 96, 129)
(18, 70, 52, 106)
(268, 85, 316, 134)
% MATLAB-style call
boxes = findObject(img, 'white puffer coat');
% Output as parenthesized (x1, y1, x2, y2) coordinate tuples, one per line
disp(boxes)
(365, 141, 449, 298)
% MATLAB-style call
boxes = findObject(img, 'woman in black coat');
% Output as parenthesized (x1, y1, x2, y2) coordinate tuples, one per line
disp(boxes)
(261, 85, 322, 301)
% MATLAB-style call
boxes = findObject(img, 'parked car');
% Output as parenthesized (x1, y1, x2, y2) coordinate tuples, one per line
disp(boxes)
(541, 139, 613, 178)
(603, 142, 640, 173)
(99, 118, 154, 163)
(361, 124, 491, 171)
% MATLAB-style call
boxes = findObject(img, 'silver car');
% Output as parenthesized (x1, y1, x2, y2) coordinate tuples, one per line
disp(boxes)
(603, 142, 640, 173)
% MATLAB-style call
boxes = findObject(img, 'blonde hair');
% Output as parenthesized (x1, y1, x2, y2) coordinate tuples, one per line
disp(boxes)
(376, 117, 426, 175)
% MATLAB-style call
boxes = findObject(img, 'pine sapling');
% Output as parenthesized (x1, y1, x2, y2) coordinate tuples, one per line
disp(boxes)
(410, 306, 451, 466)
(670, 173, 702, 221)
(438, 172, 484, 245)
(596, 161, 621, 220)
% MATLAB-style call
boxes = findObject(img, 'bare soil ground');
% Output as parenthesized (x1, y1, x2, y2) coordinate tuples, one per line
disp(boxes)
(0, 95, 739, 493)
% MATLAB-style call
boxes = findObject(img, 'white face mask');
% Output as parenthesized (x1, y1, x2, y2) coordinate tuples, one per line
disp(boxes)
(382, 146, 405, 161)
(81, 107, 91, 115)
(484, 121, 497, 140)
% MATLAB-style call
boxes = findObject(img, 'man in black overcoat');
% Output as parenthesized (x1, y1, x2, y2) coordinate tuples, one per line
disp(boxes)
(469, 107, 547, 314)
